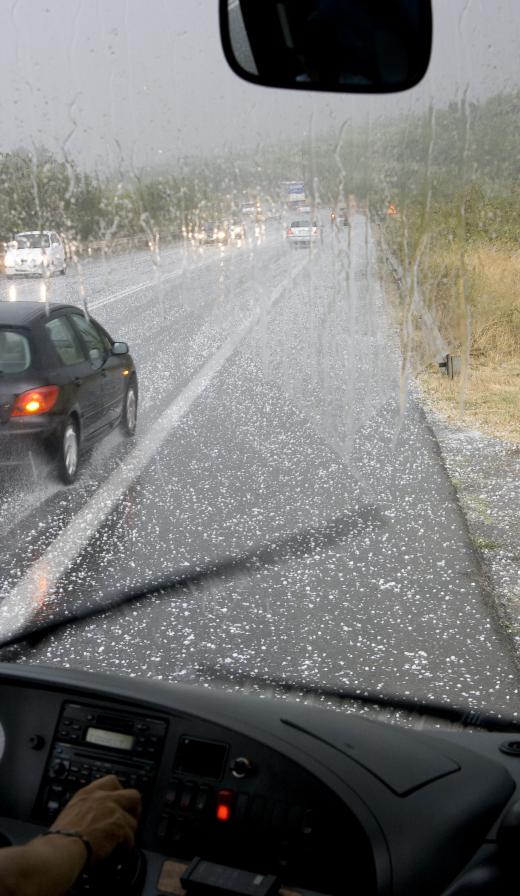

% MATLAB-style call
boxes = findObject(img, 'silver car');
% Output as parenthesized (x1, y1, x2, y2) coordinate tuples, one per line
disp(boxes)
(4, 230, 67, 278)
(286, 219, 320, 248)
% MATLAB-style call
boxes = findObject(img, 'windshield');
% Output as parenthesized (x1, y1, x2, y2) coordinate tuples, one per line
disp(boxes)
(14, 233, 50, 249)
(0, 1, 519, 721)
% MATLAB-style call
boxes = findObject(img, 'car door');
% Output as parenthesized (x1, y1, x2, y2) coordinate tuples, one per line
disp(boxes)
(91, 319, 129, 426)
(44, 314, 105, 440)
(69, 312, 125, 429)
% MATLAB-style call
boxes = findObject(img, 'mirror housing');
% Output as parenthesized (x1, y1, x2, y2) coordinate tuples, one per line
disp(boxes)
(220, 0, 432, 94)
(112, 341, 129, 356)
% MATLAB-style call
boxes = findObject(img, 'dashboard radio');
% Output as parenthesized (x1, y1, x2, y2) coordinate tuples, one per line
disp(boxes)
(33, 702, 168, 824)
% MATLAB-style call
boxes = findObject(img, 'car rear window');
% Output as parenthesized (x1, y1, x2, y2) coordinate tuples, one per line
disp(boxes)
(14, 232, 50, 249)
(0, 329, 31, 374)
(291, 220, 311, 228)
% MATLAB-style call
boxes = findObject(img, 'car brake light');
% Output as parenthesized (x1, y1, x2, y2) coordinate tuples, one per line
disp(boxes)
(287, 227, 293, 235)
(11, 385, 60, 417)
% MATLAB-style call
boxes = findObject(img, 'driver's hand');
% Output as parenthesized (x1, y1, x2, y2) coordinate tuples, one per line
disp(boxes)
(52, 775, 142, 863)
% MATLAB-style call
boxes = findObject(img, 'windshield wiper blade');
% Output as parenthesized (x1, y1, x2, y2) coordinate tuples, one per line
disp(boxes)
(198, 666, 520, 733)
(0, 507, 383, 653)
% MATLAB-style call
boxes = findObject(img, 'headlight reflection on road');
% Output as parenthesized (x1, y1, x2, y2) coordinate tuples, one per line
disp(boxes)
(8, 283, 17, 302)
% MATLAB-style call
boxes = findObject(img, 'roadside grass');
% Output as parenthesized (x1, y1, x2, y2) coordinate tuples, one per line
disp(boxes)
(407, 242, 520, 443)
(471, 535, 501, 552)
(411, 240, 520, 356)
(418, 361, 520, 443)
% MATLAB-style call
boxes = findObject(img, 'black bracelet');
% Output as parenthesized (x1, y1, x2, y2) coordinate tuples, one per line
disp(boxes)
(40, 829, 93, 870)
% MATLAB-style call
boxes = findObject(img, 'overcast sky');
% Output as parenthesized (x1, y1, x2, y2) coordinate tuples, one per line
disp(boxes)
(0, 0, 519, 172)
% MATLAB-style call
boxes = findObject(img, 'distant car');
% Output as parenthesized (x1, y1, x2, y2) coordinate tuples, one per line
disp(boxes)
(4, 230, 66, 278)
(0, 302, 137, 483)
(196, 222, 228, 245)
(286, 219, 320, 248)
(229, 220, 246, 243)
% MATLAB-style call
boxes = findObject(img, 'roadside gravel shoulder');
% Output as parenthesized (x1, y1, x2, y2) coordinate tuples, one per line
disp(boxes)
(419, 394, 520, 658)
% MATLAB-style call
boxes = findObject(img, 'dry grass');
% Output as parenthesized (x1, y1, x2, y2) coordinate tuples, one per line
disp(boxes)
(418, 362, 520, 443)
(408, 243, 520, 442)
(463, 245, 520, 359)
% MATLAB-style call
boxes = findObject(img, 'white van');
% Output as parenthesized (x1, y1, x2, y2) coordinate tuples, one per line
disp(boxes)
(4, 230, 66, 278)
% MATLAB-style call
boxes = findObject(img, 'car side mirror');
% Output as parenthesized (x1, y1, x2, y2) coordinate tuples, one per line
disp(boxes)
(220, 0, 432, 94)
(112, 341, 129, 356)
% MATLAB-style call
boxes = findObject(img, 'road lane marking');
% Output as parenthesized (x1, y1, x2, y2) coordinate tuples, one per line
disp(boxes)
(88, 251, 228, 311)
(1, 255, 309, 639)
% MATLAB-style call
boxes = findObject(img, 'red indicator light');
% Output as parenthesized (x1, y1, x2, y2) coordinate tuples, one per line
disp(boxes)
(216, 803, 231, 822)
(215, 788, 234, 822)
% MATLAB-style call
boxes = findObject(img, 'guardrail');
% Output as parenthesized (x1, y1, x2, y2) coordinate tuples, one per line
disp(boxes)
(378, 225, 450, 366)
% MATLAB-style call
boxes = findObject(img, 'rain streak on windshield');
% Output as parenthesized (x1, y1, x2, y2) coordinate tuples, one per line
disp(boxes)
(0, 1, 519, 719)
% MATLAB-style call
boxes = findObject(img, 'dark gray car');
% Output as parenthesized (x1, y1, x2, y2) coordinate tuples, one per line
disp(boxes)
(0, 302, 138, 483)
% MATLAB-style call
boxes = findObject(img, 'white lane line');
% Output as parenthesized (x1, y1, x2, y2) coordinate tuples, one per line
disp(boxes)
(1, 255, 308, 638)
(88, 251, 226, 311)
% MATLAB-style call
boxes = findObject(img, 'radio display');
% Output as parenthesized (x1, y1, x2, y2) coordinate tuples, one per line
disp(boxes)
(85, 727, 135, 751)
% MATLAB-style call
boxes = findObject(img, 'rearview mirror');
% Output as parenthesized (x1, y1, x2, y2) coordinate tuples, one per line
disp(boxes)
(220, 0, 432, 94)
(112, 341, 129, 356)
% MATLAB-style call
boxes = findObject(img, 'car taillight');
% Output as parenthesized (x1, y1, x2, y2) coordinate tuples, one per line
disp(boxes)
(11, 385, 60, 417)
(287, 227, 293, 235)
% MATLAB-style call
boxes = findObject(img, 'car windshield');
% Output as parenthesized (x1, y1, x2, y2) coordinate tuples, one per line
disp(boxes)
(0, 330, 31, 373)
(0, 1, 519, 722)
(14, 233, 49, 249)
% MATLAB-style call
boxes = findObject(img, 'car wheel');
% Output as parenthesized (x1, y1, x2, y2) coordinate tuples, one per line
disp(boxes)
(57, 417, 80, 484)
(121, 379, 138, 436)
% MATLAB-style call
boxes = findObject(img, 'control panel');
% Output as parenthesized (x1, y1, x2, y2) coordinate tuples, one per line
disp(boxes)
(34, 702, 167, 824)
(0, 670, 380, 894)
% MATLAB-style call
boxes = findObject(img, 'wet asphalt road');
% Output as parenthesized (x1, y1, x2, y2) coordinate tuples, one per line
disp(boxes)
(1, 215, 519, 713)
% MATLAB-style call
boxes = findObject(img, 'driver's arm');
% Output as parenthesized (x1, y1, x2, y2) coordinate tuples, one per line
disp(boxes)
(0, 775, 141, 896)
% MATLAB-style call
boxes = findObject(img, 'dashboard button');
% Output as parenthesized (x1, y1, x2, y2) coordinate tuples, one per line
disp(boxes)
(250, 796, 265, 828)
(194, 786, 209, 811)
(271, 802, 287, 832)
(157, 815, 170, 841)
(235, 793, 249, 823)
(165, 783, 179, 807)
(50, 760, 70, 778)
(170, 817, 187, 842)
(180, 784, 194, 811)
(215, 789, 234, 822)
